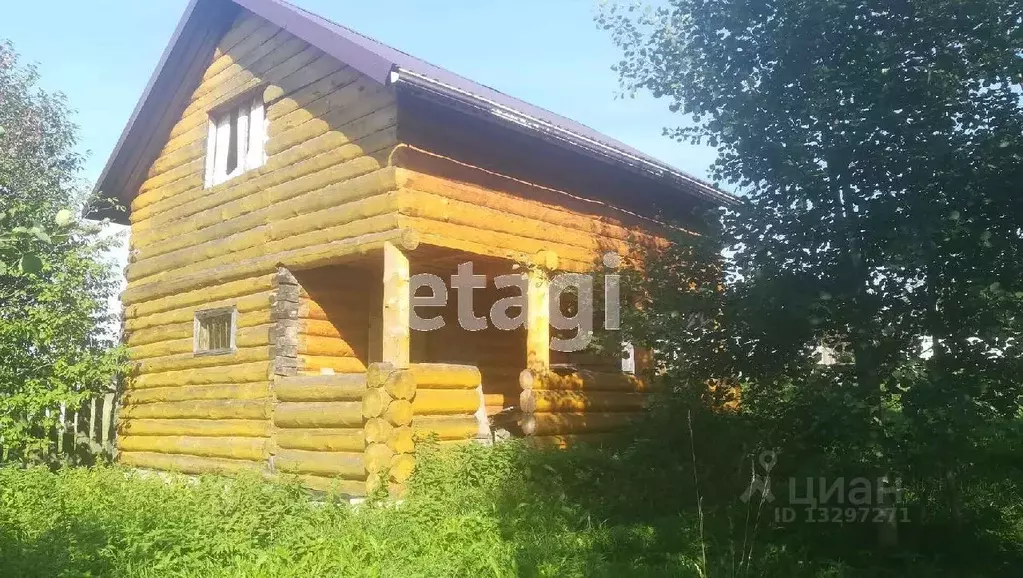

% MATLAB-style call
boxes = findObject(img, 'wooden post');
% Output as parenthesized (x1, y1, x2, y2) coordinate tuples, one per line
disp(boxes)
(382, 242, 410, 369)
(526, 267, 550, 373)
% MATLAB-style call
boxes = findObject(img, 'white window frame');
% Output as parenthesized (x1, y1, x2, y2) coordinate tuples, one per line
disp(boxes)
(193, 306, 238, 355)
(204, 94, 267, 188)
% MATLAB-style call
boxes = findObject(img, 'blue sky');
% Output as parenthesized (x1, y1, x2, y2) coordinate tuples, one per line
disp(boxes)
(5, 0, 718, 186)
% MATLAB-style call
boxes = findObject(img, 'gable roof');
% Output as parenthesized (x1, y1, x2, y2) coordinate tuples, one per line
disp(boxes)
(91, 0, 733, 222)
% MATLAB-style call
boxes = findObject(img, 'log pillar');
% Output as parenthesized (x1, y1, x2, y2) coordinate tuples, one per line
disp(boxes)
(525, 267, 550, 373)
(381, 242, 410, 369)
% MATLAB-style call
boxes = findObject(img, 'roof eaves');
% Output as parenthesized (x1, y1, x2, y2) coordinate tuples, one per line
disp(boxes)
(391, 67, 737, 206)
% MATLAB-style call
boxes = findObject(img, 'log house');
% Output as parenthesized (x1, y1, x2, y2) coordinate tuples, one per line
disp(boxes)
(93, 0, 734, 495)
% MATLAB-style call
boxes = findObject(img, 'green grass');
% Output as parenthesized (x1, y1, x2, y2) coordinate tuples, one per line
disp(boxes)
(1, 438, 1021, 577)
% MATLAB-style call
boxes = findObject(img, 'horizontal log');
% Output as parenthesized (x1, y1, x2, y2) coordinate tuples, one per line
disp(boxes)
(361, 389, 393, 419)
(411, 415, 479, 441)
(130, 326, 272, 360)
(122, 382, 271, 405)
(387, 427, 414, 454)
(519, 390, 649, 414)
(125, 292, 273, 332)
(364, 417, 393, 444)
(266, 100, 397, 157)
(265, 65, 361, 117)
(125, 274, 275, 321)
(297, 335, 356, 358)
(383, 370, 416, 400)
(411, 389, 480, 416)
(294, 474, 368, 496)
(120, 400, 270, 421)
(275, 428, 366, 452)
(269, 78, 386, 138)
(131, 362, 271, 389)
(119, 451, 263, 475)
(274, 401, 363, 428)
(274, 449, 364, 478)
(275, 374, 367, 402)
(409, 364, 481, 389)
(118, 418, 270, 438)
(519, 412, 641, 436)
(134, 347, 273, 375)
(298, 354, 367, 374)
(383, 400, 413, 427)
(389, 453, 416, 484)
(519, 369, 648, 392)
(122, 229, 408, 305)
(364, 443, 394, 474)
(118, 435, 269, 461)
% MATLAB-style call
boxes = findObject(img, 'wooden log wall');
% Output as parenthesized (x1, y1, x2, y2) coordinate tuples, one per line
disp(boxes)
(409, 363, 485, 446)
(516, 367, 651, 447)
(290, 265, 374, 375)
(118, 11, 404, 478)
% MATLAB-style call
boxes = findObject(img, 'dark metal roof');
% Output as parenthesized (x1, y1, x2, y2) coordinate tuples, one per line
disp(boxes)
(92, 0, 733, 222)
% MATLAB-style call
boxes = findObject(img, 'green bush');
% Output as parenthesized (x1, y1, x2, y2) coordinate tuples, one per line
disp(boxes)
(2, 432, 1020, 578)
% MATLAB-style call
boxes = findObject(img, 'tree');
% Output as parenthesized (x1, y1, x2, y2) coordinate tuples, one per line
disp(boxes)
(600, 0, 1023, 541)
(0, 40, 123, 462)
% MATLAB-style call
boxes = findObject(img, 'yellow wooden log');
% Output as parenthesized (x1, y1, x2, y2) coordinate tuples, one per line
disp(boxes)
(266, 100, 397, 157)
(519, 412, 640, 436)
(274, 401, 363, 428)
(125, 291, 272, 331)
(204, 15, 278, 80)
(120, 400, 270, 421)
(119, 451, 263, 475)
(518, 390, 649, 413)
(131, 362, 271, 389)
(265, 65, 361, 116)
(129, 210, 399, 287)
(409, 364, 481, 389)
(364, 443, 395, 474)
(122, 382, 271, 405)
(297, 354, 367, 375)
(134, 128, 397, 238)
(274, 449, 365, 478)
(124, 275, 274, 320)
(275, 428, 365, 452)
(298, 319, 349, 339)
(383, 400, 413, 427)
(118, 418, 271, 438)
(122, 229, 406, 305)
(275, 374, 367, 402)
(410, 415, 479, 441)
(411, 389, 480, 416)
(297, 335, 356, 358)
(129, 170, 397, 282)
(387, 426, 414, 454)
(363, 417, 394, 444)
(389, 453, 416, 483)
(381, 241, 410, 368)
(361, 388, 393, 419)
(519, 369, 649, 392)
(383, 370, 416, 400)
(134, 347, 272, 375)
(118, 435, 269, 461)
(269, 78, 385, 138)
(129, 326, 271, 360)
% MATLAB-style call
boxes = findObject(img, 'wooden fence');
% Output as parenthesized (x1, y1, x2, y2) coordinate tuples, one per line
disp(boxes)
(54, 391, 118, 458)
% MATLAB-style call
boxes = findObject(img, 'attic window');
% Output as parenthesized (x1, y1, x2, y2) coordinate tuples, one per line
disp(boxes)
(194, 307, 237, 355)
(205, 95, 266, 187)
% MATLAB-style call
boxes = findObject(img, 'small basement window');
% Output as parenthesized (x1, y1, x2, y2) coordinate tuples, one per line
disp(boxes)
(194, 307, 237, 354)
(205, 94, 266, 187)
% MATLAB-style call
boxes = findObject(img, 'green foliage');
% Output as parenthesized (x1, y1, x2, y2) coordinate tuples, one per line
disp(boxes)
(0, 40, 124, 462)
(598, 0, 1023, 531)
(1, 432, 1020, 577)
